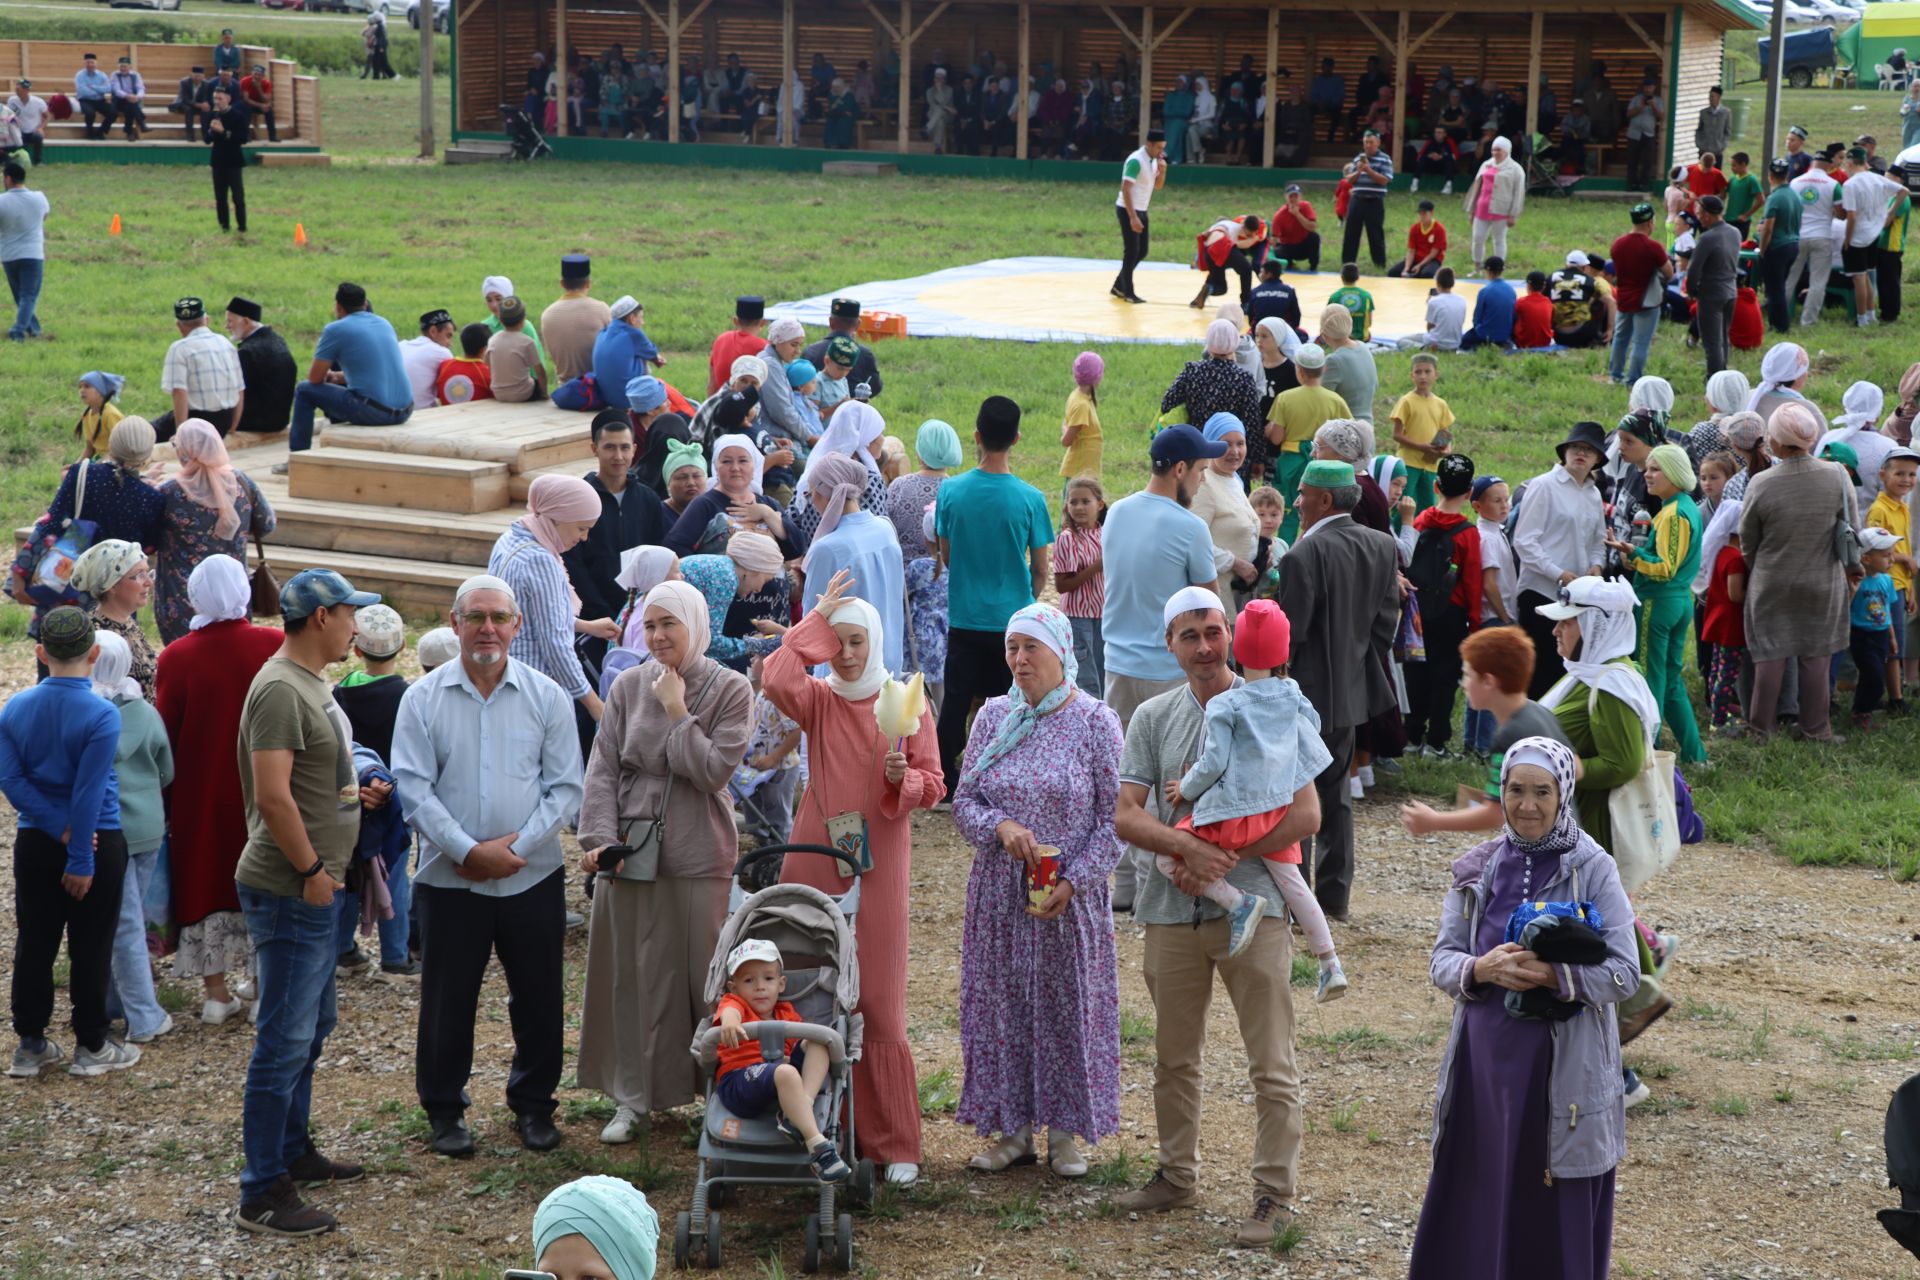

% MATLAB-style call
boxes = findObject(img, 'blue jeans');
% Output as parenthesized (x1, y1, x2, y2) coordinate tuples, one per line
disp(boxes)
(1069, 614, 1105, 698)
(289, 381, 412, 451)
(1607, 306, 1659, 384)
(333, 851, 413, 968)
(105, 845, 167, 1039)
(4, 257, 43, 340)
(1462, 707, 1496, 753)
(238, 884, 338, 1203)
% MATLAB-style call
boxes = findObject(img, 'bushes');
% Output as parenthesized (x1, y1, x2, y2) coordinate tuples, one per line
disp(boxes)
(5, 12, 450, 77)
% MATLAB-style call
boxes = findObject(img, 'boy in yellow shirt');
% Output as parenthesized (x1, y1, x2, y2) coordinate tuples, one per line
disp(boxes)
(1868, 446, 1919, 708)
(1390, 353, 1455, 514)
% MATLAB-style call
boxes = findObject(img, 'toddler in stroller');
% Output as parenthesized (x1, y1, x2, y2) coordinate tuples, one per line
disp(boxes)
(712, 938, 849, 1183)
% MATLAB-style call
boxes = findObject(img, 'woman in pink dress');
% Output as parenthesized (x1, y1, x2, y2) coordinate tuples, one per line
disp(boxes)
(763, 569, 941, 1187)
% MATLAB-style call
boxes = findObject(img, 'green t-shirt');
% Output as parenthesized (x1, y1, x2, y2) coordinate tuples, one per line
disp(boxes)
(933, 467, 1054, 633)
(234, 656, 362, 896)
(1327, 285, 1375, 341)
(1761, 184, 1801, 246)
(1724, 171, 1763, 224)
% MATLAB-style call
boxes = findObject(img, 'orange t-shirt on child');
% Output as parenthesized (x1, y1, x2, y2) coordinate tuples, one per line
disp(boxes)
(713, 993, 802, 1080)
(1175, 804, 1301, 864)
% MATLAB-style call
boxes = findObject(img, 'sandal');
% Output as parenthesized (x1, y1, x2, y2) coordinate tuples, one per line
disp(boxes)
(967, 1125, 1036, 1172)
(1048, 1132, 1088, 1178)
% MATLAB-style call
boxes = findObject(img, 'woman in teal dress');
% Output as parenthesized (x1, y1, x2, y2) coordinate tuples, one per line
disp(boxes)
(1161, 74, 1195, 163)
(1604, 443, 1705, 764)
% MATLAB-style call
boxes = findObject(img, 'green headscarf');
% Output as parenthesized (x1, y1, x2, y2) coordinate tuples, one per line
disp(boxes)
(1646, 442, 1695, 493)
(533, 1176, 659, 1280)
(914, 418, 963, 470)
(664, 437, 707, 480)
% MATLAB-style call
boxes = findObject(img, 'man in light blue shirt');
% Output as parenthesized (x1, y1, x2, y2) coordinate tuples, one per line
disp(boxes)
(107, 57, 147, 140)
(284, 281, 413, 462)
(0, 163, 50, 342)
(391, 574, 583, 1158)
(74, 53, 111, 139)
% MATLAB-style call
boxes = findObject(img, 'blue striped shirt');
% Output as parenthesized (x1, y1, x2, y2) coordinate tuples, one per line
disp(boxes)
(1347, 151, 1393, 197)
(489, 524, 592, 700)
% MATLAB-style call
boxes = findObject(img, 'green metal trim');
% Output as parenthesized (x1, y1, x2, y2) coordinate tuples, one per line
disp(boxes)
(1703, 0, 1765, 32)
(1666, 5, 1685, 178)
(41, 145, 320, 167)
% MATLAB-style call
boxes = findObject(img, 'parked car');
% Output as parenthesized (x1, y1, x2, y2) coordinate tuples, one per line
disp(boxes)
(407, 0, 449, 31)
(107, 0, 182, 8)
(306, 0, 391, 13)
(1758, 24, 1839, 87)
(259, 0, 309, 9)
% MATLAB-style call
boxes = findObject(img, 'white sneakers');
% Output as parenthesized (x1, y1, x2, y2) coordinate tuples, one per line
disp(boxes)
(128, 1013, 175, 1044)
(1349, 775, 1364, 799)
(202, 996, 247, 1026)
(7, 1039, 64, 1077)
(600, 1104, 641, 1145)
(69, 1039, 142, 1077)
(884, 1162, 919, 1186)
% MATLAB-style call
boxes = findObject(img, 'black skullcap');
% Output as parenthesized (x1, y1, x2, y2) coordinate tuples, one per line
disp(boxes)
(226, 296, 262, 321)
(174, 296, 205, 321)
(829, 297, 861, 321)
(735, 295, 765, 321)
(1435, 452, 1476, 498)
(714, 388, 758, 431)
(420, 309, 453, 331)
(39, 606, 96, 661)
(561, 253, 591, 280)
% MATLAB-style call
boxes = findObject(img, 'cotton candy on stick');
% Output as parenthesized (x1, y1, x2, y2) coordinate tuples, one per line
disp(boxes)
(873, 672, 927, 750)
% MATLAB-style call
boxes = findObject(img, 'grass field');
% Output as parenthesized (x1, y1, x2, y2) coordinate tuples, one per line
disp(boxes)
(3, 73, 1917, 867)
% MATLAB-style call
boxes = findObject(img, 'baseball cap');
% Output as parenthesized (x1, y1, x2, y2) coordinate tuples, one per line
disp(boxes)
(416, 626, 460, 669)
(1292, 341, 1327, 370)
(1285, 182, 1303, 194)
(39, 606, 96, 662)
(1535, 574, 1636, 620)
(1150, 422, 1229, 466)
(280, 568, 378, 621)
(1860, 526, 1901, 553)
(726, 937, 782, 975)
(353, 603, 406, 658)
(1564, 249, 1590, 267)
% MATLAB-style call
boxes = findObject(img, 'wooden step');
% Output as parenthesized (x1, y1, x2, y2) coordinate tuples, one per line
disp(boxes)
(320, 402, 593, 474)
(288, 447, 511, 514)
(257, 152, 330, 168)
(268, 496, 508, 567)
(252, 545, 472, 617)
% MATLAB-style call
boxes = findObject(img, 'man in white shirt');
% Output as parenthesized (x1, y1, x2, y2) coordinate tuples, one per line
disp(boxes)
(1784, 151, 1841, 326)
(1112, 128, 1167, 303)
(0, 161, 49, 342)
(1510, 420, 1607, 697)
(7, 82, 47, 167)
(154, 296, 244, 437)
(400, 308, 457, 410)
(1841, 147, 1899, 327)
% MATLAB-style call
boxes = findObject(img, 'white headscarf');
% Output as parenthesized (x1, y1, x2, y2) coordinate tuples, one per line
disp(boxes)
(1693, 498, 1743, 594)
(1705, 368, 1751, 418)
(1256, 315, 1301, 363)
(187, 554, 251, 632)
(1747, 342, 1810, 412)
(640, 579, 711, 671)
(482, 275, 514, 301)
(1628, 375, 1675, 418)
(615, 545, 678, 594)
(794, 401, 884, 503)
(1830, 380, 1886, 436)
(90, 630, 142, 701)
(707, 432, 766, 496)
(823, 596, 890, 702)
(1538, 577, 1662, 733)
(1193, 76, 1216, 122)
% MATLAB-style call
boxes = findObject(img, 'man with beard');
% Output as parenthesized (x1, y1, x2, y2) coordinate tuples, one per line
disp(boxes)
(1100, 423, 1228, 911)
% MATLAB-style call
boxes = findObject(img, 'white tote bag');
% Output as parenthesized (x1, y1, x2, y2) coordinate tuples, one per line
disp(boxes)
(1608, 728, 1680, 894)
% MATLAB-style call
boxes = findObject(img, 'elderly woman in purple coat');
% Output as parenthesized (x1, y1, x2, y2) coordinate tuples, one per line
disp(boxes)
(1408, 736, 1641, 1280)
(951, 602, 1124, 1179)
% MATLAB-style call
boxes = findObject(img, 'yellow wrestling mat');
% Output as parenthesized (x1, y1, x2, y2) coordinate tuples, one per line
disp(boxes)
(768, 256, 1484, 346)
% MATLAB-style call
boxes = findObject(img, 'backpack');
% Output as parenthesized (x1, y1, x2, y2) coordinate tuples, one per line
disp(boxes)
(1406, 523, 1464, 632)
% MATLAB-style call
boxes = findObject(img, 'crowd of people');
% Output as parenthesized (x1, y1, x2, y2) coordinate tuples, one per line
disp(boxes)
(3, 116, 1918, 1272)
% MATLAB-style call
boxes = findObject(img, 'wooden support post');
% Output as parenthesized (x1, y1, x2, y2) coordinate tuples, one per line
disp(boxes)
(666, 0, 680, 142)
(780, 0, 795, 148)
(1261, 4, 1277, 168)
(1017, 1, 1030, 160)
(1659, 10, 1676, 177)
(1138, 6, 1152, 144)
(421, 0, 436, 153)
(898, 0, 911, 152)
(1523, 10, 1543, 148)
(1390, 9, 1408, 172)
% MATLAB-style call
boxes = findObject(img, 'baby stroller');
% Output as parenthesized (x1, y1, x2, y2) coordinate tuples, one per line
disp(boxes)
(676, 843, 876, 1272)
(1527, 134, 1582, 199)
(498, 102, 553, 161)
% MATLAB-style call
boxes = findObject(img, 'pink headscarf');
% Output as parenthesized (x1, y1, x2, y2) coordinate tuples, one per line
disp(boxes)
(1765, 401, 1823, 454)
(173, 419, 241, 541)
(1072, 350, 1104, 389)
(517, 474, 601, 611)
(801, 451, 870, 568)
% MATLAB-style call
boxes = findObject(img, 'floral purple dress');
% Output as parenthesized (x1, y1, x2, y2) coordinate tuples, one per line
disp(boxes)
(952, 690, 1125, 1141)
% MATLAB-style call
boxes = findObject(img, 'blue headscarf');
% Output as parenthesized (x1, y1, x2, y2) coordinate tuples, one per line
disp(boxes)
(960, 603, 1078, 786)
(80, 371, 125, 401)
(533, 1176, 659, 1280)
(625, 375, 667, 413)
(1201, 412, 1246, 444)
(914, 418, 963, 469)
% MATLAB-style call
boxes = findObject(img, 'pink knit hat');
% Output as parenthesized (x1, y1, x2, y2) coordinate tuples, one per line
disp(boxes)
(1234, 600, 1291, 671)
(1072, 350, 1104, 389)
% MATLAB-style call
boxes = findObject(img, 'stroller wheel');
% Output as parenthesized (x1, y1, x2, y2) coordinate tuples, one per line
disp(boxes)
(673, 1211, 691, 1270)
(705, 1210, 723, 1269)
(850, 1158, 877, 1209)
(802, 1213, 821, 1273)
(835, 1213, 854, 1271)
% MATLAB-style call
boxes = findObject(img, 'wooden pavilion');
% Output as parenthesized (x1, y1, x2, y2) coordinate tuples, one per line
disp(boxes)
(449, 0, 1761, 185)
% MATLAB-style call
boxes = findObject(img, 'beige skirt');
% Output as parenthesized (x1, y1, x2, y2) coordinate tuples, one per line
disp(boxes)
(577, 874, 731, 1114)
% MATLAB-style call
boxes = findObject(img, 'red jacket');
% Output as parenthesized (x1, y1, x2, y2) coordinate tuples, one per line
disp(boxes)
(1412, 507, 1483, 623)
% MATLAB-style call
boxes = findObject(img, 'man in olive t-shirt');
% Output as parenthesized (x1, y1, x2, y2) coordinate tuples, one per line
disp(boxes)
(234, 568, 378, 1240)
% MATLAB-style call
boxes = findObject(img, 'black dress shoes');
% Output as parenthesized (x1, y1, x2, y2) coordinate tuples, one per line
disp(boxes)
(515, 1112, 562, 1152)
(429, 1116, 475, 1158)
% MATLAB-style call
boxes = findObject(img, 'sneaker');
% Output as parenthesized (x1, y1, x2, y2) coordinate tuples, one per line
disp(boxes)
(236, 1175, 337, 1238)
(380, 959, 423, 978)
(809, 1139, 852, 1183)
(600, 1104, 640, 1145)
(1441, 181, 1453, 195)
(336, 947, 369, 976)
(287, 1143, 365, 1184)
(1235, 1194, 1293, 1246)
(7, 1038, 64, 1078)
(69, 1039, 141, 1077)
(230, 977, 257, 1001)
(1115, 1169, 1198, 1213)
(775, 1114, 805, 1147)
(270, 462, 289, 476)
(1348, 775, 1363, 799)
(1653, 932, 1681, 971)
(1409, 177, 1420, 192)
(1315, 958, 1349, 1004)
(1225, 894, 1267, 958)
(1622, 1067, 1652, 1109)
(1357, 765, 1375, 787)
(565, 910, 586, 930)
(128, 1013, 175, 1044)
(202, 997, 246, 1026)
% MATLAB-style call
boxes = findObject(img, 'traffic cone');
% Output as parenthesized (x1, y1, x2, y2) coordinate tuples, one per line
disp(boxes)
(109, 213, 121, 236)
(293, 222, 307, 247)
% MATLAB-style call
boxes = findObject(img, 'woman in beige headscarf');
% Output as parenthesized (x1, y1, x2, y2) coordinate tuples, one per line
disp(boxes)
(577, 578, 753, 1145)
(1317, 304, 1379, 424)
(154, 419, 275, 643)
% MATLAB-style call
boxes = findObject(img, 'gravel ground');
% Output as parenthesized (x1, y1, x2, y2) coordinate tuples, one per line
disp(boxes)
(1, 662, 1917, 1278)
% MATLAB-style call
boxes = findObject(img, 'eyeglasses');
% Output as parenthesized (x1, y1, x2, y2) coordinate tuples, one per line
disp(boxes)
(460, 610, 517, 627)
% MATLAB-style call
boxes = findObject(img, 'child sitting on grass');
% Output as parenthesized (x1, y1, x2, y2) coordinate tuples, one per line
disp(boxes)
(1159, 598, 1346, 1001)
(714, 938, 850, 1182)
(1391, 352, 1454, 513)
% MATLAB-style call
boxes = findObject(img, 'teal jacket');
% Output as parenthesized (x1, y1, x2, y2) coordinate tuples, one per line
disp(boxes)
(111, 695, 174, 855)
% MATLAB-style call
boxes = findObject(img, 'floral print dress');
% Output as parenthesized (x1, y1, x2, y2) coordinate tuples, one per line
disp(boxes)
(154, 471, 274, 644)
(951, 691, 1126, 1141)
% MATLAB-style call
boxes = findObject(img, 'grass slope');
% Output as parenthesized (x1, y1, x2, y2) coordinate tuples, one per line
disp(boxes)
(3, 76, 1917, 866)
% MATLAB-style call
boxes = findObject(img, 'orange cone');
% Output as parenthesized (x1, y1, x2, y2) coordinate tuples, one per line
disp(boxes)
(293, 222, 307, 247)
(109, 213, 122, 236)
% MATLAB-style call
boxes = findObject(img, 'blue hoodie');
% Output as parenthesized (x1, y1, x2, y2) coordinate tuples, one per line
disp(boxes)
(0, 677, 122, 874)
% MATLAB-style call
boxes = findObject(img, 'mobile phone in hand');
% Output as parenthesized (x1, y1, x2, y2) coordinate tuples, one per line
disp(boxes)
(504, 1271, 558, 1280)
(598, 843, 635, 871)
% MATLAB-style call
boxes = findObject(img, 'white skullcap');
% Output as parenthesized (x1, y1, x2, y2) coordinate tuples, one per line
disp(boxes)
(1162, 585, 1225, 628)
(416, 626, 460, 669)
(482, 275, 513, 300)
(454, 573, 516, 606)
(609, 295, 640, 322)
